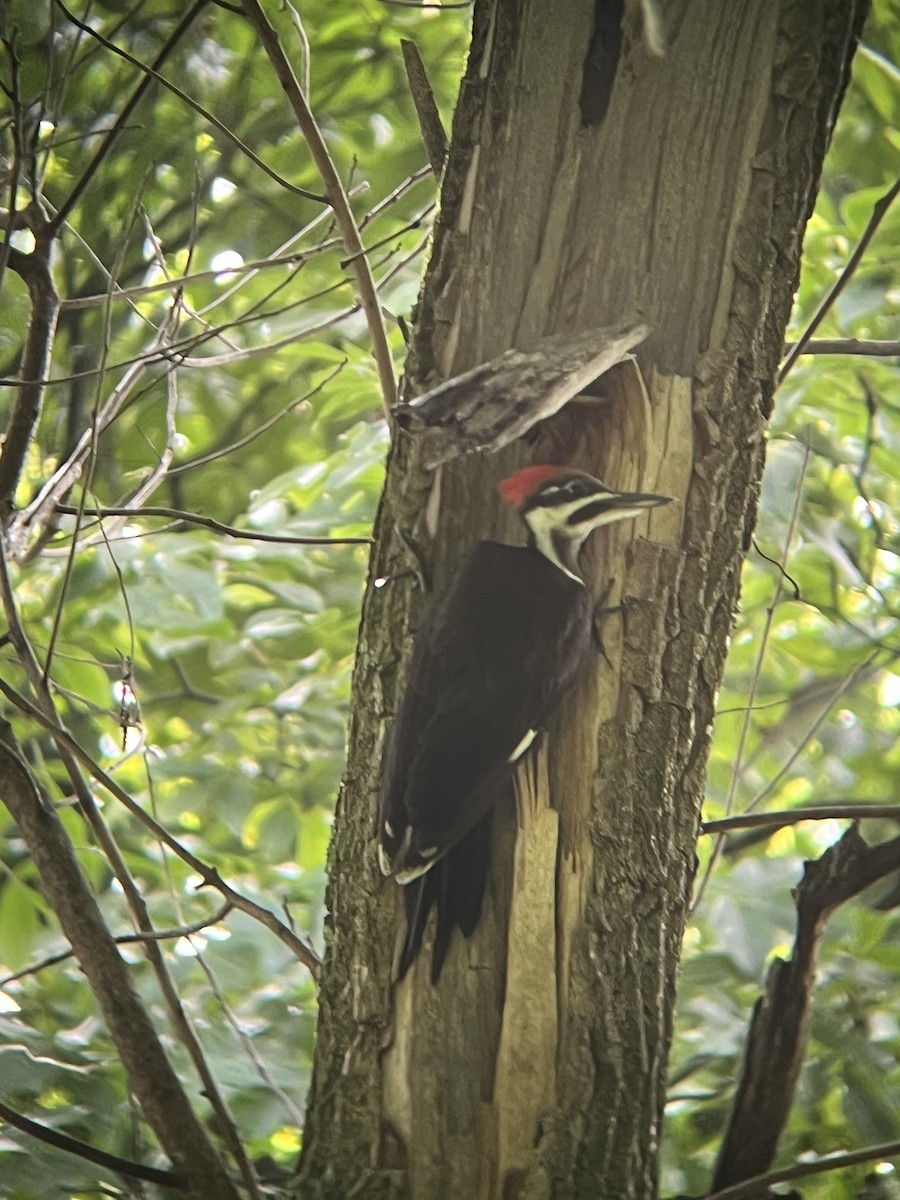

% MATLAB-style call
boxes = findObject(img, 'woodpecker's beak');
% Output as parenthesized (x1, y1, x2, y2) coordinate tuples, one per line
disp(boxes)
(568, 489, 670, 530)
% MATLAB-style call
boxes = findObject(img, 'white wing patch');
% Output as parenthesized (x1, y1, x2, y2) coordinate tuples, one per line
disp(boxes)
(508, 728, 537, 763)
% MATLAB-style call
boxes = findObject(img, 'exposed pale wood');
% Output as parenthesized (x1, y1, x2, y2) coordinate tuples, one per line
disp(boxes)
(493, 750, 559, 1190)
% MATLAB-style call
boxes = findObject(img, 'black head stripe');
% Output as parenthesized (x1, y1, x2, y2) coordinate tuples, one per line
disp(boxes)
(564, 496, 618, 525)
(526, 474, 601, 511)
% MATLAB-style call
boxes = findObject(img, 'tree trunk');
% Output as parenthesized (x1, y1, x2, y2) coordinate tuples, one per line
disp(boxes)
(297, 2, 867, 1197)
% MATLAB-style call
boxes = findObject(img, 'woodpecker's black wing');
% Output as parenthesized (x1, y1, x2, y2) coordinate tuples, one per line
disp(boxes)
(380, 540, 591, 976)
(397, 807, 497, 983)
(381, 540, 590, 873)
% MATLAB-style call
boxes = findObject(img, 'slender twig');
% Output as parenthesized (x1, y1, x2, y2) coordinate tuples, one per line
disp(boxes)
(743, 648, 884, 815)
(4, 276, 353, 388)
(53, 504, 372, 545)
(54, 0, 324, 204)
(712, 827, 900, 1192)
(706, 1137, 900, 1200)
(0, 1101, 183, 1189)
(779, 177, 900, 383)
(43, 191, 147, 683)
(192, 950, 307, 1127)
(339, 204, 434, 268)
(8, 323, 181, 552)
(853, 373, 882, 540)
(240, 0, 398, 415)
(692, 442, 810, 913)
(61, 246, 316, 310)
(0, 542, 258, 1195)
(167, 360, 346, 477)
(378, 0, 472, 7)
(0, 904, 233, 985)
(783, 337, 900, 358)
(47, 0, 210, 234)
(0, 679, 322, 978)
(702, 802, 900, 835)
(0, 732, 240, 1198)
(2, 231, 412, 391)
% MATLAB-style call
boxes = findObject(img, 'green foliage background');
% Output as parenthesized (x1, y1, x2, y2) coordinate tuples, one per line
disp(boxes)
(0, 2, 897, 1197)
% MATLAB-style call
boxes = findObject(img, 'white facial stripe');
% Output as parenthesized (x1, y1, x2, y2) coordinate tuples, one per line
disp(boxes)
(523, 504, 583, 583)
(567, 503, 654, 531)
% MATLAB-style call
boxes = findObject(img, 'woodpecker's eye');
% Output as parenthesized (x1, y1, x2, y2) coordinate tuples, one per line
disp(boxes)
(540, 484, 562, 497)
(558, 478, 588, 498)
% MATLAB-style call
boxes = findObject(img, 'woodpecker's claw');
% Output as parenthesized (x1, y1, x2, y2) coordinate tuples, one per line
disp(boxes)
(592, 577, 621, 668)
(396, 526, 431, 593)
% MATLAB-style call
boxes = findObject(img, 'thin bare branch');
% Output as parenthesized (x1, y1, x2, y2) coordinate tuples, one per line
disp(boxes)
(240, 0, 398, 415)
(702, 802, 900, 835)
(167, 360, 347, 478)
(692, 442, 810, 914)
(55, 0, 324, 205)
(783, 337, 900, 357)
(43, 192, 148, 682)
(779, 177, 900, 383)
(706, 1137, 900, 1200)
(47, 0, 211, 234)
(378, 0, 472, 7)
(0, 1101, 183, 1189)
(743, 648, 885, 814)
(0, 729, 239, 1199)
(0, 680, 322, 979)
(53, 504, 372, 546)
(712, 825, 900, 1192)
(0, 903, 234, 985)
(192, 950, 307, 1128)
(7, 316, 185, 553)
(61, 246, 314, 310)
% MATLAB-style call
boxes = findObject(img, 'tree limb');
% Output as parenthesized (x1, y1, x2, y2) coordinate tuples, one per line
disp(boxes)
(0, 1100, 184, 1190)
(53, 0, 325, 204)
(47, 0, 211, 234)
(702, 802, 900, 835)
(240, 0, 398, 416)
(52, 503, 372, 546)
(712, 825, 900, 1191)
(0, 903, 233, 985)
(0, 678, 322, 978)
(782, 337, 900, 358)
(0, 242, 59, 517)
(704, 1136, 900, 1200)
(0, 727, 240, 1200)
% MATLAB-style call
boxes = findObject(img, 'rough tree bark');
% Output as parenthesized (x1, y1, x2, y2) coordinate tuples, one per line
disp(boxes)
(297, 3, 868, 1198)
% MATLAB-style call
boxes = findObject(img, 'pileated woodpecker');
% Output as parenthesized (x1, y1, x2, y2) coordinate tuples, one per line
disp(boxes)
(379, 464, 669, 981)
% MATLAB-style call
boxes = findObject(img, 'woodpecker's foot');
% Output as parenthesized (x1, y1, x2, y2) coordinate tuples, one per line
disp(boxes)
(396, 526, 432, 593)
(373, 529, 431, 593)
(592, 578, 621, 668)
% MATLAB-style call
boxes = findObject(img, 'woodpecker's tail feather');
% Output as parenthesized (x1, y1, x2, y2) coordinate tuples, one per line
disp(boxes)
(396, 812, 493, 983)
